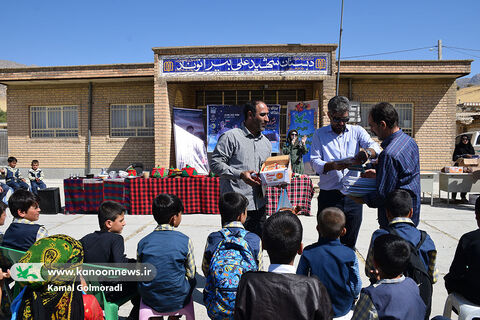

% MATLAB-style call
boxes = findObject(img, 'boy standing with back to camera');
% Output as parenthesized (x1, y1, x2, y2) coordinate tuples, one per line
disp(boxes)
(297, 207, 361, 319)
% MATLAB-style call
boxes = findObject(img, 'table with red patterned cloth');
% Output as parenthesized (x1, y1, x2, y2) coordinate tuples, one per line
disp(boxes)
(64, 176, 313, 216)
(125, 177, 220, 215)
(64, 178, 105, 214)
(103, 179, 127, 206)
(265, 175, 315, 216)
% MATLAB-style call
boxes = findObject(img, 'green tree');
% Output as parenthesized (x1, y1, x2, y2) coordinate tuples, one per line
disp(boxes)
(0, 110, 6, 123)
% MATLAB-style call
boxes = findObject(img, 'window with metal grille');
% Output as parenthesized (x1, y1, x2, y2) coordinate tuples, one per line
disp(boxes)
(110, 104, 154, 137)
(195, 89, 305, 108)
(359, 102, 414, 136)
(30, 106, 79, 138)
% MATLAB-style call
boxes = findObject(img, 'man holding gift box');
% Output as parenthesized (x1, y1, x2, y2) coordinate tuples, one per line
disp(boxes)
(310, 96, 381, 249)
(362, 102, 421, 229)
(211, 100, 271, 237)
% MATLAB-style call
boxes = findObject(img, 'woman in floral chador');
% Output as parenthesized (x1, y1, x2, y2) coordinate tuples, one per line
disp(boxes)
(12, 234, 103, 320)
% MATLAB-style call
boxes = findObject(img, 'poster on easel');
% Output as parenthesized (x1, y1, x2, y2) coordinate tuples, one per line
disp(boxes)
(207, 104, 280, 153)
(173, 107, 209, 174)
(286, 100, 318, 175)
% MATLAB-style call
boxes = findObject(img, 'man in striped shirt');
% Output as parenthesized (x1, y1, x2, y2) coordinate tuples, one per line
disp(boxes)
(362, 102, 421, 228)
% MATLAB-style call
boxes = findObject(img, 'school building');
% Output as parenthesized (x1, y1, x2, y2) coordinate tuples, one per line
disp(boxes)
(0, 44, 472, 175)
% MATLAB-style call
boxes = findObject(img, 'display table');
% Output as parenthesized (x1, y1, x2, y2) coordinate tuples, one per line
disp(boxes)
(64, 178, 105, 214)
(265, 175, 314, 216)
(420, 172, 437, 206)
(104, 179, 128, 206)
(64, 175, 315, 215)
(64, 177, 219, 215)
(439, 172, 480, 204)
(125, 177, 219, 215)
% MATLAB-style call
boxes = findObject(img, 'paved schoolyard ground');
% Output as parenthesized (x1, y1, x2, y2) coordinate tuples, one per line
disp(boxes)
(3, 179, 476, 319)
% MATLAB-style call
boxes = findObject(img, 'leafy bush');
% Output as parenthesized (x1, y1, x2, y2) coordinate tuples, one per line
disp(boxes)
(0, 110, 6, 123)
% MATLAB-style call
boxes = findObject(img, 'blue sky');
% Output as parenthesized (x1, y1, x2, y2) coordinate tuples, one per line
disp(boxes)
(2, 0, 480, 77)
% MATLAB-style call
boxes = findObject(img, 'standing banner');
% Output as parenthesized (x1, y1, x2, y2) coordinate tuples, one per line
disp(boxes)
(286, 100, 318, 175)
(173, 107, 209, 174)
(263, 104, 281, 153)
(207, 105, 244, 152)
(207, 104, 281, 153)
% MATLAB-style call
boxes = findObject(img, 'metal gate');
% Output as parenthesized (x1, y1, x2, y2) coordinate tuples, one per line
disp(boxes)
(0, 129, 8, 165)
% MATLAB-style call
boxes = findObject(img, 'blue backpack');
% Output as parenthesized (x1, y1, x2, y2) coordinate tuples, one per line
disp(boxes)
(204, 228, 257, 320)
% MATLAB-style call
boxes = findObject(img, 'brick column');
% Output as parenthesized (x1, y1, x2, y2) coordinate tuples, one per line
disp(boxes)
(322, 76, 337, 127)
(312, 81, 323, 128)
(154, 58, 171, 167)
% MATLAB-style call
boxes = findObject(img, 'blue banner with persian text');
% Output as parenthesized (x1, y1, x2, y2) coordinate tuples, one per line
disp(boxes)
(207, 104, 281, 153)
(162, 55, 328, 73)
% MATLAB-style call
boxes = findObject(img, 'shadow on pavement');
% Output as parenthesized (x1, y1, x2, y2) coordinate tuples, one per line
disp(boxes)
(193, 273, 206, 306)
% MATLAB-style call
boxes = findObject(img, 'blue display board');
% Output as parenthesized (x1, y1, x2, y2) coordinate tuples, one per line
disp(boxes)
(288, 109, 315, 163)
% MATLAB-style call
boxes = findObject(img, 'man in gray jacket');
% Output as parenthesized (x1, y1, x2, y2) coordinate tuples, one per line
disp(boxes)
(211, 100, 271, 237)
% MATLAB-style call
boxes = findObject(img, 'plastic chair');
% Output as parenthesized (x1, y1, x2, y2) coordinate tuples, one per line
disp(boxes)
(0, 246, 26, 267)
(139, 297, 195, 320)
(443, 293, 480, 320)
(82, 263, 135, 320)
(0, 246, 27, 307)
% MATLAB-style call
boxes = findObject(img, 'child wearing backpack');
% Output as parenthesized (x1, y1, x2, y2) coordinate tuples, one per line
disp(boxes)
(202, 192, 263, 320)
(352, 234, 426, 320)
(365, 189, 437, 319)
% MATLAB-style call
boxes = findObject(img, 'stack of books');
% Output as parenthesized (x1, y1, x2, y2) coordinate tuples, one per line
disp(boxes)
(341, 176, 376, 197)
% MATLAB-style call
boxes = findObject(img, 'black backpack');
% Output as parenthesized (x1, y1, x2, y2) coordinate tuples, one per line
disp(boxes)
(386, 227, 433, 319)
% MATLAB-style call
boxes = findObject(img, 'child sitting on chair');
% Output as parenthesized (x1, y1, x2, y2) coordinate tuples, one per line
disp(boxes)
(137, 193, 196, 317)
(28, 160, 46, 195)
(3, 157, 29, 192)
(0, 202, 7, 244)
(234, 211, 333, 320)
(202, 192, 263, 319)
(352, 234, 426, 320)
(444, 196, 480, 305)
(2, 189, 48, 251)
(80, 200, 139, 320)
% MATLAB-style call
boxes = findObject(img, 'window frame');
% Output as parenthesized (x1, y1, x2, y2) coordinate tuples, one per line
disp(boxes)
(30, 105, 79, 139)
(357, 102, 414, 137)
(109, 103, 154, 138)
